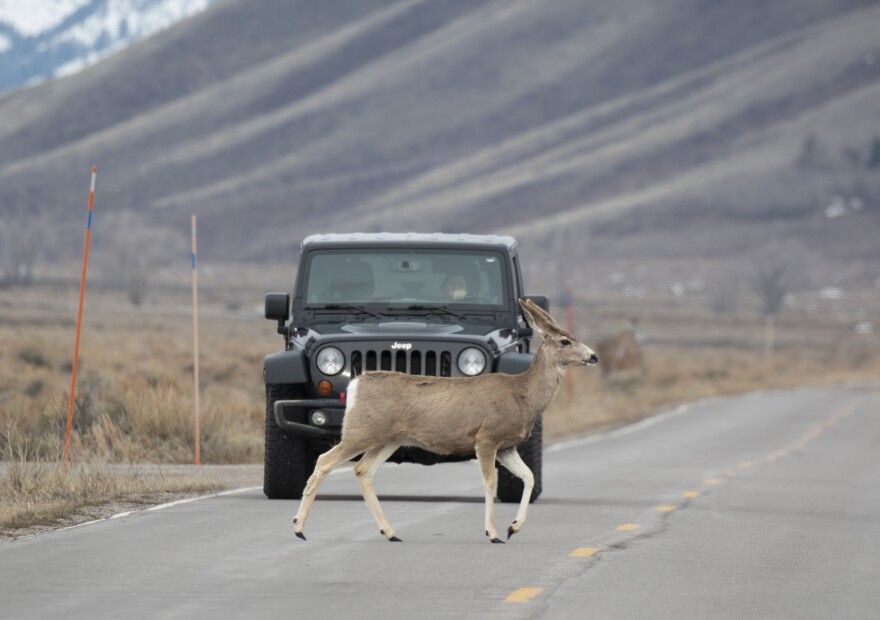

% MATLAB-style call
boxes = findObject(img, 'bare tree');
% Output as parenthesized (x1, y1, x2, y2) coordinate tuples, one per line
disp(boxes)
(96, 211, 184, 305)
(752, 262, 790, 317)
(750, 244, 803, 369)
(0, 209, 48, 288)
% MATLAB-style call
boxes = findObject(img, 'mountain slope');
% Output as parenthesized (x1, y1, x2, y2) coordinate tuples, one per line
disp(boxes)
(0, 0, 878, 266)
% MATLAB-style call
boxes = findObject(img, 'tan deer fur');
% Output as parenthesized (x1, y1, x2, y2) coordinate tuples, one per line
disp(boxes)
(292, 298, 598, 543)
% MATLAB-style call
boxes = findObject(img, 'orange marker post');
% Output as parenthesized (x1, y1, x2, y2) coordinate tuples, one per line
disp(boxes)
(192, 215, 201, 465)
(63, 166, 97, 472)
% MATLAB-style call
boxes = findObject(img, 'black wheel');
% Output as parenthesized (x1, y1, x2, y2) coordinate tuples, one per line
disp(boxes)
(264, 384, 316, 499)
(497, 415, 542, 503)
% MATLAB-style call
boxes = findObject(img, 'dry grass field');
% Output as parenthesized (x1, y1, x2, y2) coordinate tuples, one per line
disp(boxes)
(1, 263, 878, 535)
(0, 287, 275, 466)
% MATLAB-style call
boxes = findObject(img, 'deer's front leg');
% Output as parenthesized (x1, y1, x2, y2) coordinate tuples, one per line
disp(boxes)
(476, 445, 503, 543)
(496, 447, 534, 539)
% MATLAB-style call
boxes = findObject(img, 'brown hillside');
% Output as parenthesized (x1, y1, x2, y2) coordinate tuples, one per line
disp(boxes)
(0, 0, 878, 267)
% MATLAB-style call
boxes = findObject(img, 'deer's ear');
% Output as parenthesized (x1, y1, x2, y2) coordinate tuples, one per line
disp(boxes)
(525, 297, 560, 328)
(519, 298, 547, 336)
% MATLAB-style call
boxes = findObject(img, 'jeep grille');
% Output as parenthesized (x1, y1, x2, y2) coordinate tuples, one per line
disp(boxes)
(351, 349, 453, 377)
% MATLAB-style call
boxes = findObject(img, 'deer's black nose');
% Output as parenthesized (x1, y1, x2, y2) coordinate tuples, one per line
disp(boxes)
(587, 354, 598, 365)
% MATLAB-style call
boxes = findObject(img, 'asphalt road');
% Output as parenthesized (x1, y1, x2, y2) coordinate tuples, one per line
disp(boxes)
(2, 387, 878, 619)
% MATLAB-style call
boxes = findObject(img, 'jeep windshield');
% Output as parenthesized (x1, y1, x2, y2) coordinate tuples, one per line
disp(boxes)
(303, 249, 509, 313)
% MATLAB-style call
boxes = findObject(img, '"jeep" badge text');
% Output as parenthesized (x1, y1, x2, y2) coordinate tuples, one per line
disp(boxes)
(390, 342, 413, 351)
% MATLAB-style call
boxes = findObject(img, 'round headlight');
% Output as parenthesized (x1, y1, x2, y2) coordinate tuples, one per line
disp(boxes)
(316, 347, 344, 376)
(457, 347, 486, 376)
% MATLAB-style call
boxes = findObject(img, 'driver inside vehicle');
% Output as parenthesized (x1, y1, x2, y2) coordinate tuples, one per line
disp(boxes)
(443, 274, 469, 300)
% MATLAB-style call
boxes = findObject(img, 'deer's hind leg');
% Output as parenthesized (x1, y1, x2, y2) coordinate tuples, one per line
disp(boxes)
(476, 445, 503, 543)
(354, 442, 402, 541)
(496, 447, 535, 539)
(293, 441, 364, 540)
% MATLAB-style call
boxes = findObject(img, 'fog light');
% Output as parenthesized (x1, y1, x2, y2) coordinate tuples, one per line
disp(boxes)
(317, 380, 332, 395)
(311, 410, 327, 426)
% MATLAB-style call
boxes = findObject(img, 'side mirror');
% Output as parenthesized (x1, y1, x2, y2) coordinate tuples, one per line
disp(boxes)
(265, 293, 290, 337)
(523, 295, 549, 312)
(265, 293, 290, 321)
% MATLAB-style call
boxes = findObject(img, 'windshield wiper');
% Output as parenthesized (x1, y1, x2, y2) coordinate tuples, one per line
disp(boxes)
(405, 304, 467, 320)
(319, 304, 383, 319)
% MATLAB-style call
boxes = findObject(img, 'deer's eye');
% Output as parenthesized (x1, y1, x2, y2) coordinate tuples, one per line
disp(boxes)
(560, 339, 571, 347)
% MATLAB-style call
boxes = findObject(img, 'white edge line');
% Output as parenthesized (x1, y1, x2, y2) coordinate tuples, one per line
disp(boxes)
(47, 486, 260, 536)
(146, 486, 261, 512)
(44, 467, 355, 536)
(546, 393, 737, 453)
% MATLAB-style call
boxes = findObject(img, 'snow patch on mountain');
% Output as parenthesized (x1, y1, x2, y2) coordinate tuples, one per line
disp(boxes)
(0, 0, 219, 92)
(0, 0, 89, 37)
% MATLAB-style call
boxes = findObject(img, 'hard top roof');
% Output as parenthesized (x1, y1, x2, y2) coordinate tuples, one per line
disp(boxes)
(302, 232, 517, 252)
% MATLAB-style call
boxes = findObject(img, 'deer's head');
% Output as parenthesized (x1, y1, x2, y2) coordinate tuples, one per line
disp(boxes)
(519, 298, 598, 367)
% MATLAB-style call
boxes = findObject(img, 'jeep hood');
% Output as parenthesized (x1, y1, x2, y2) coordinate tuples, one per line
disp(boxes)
(309, 321, 497, 338)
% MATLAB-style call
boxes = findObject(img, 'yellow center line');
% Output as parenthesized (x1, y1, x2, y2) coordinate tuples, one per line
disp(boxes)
(750, 400, 863, 470)
(559, 400, 864, 583)
(505, 587, 544, 603)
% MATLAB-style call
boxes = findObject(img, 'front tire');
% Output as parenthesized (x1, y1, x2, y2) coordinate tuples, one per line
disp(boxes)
(264, 384, 315, 499)
(497, 415, 543, 503)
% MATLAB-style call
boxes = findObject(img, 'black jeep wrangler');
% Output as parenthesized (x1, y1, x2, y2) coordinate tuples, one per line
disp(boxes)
(263, 233, 548, 502)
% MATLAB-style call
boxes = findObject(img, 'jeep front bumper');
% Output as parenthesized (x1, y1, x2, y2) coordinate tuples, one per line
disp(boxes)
(274, 399, 345, 438)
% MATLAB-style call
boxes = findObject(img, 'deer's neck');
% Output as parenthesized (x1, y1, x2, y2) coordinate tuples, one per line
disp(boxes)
(520, 344, 565, 416)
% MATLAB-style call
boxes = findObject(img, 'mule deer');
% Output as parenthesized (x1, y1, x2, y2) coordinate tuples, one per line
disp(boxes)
(292, 298, 598, 543)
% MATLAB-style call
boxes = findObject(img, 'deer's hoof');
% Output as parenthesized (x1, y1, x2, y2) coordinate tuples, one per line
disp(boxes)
(486, 529, 505, 543)
(507, 525, 518, 540)
(389, 536, 402, 542)
(295, 531, 306, 541)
